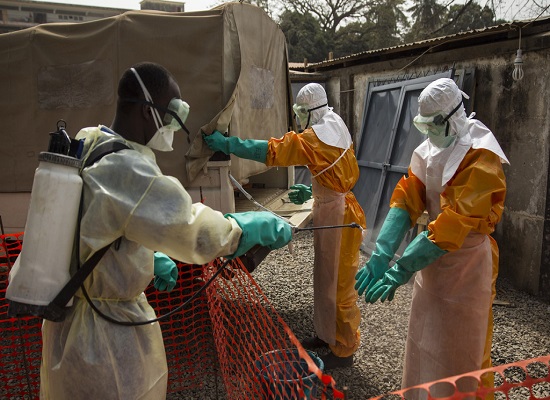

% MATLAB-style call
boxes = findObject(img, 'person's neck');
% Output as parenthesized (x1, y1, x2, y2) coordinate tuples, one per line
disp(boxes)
(110, 117, 138, 143)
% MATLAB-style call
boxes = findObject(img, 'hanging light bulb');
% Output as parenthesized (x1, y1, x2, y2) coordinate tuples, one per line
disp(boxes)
(513, 49, 524, 81)
(512, 27, 524, 81)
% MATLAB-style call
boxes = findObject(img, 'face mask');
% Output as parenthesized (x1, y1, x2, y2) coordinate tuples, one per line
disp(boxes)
(146, 125, 176, 152)
(428, 129, 456, 148)
(293, 103, 309, 130)
(413, 100, 464, 149)
(293, 102, 327, 130)
(414, 115, 456, 148)
(128, 68, 191, 151)
(146, 98, 191, 152)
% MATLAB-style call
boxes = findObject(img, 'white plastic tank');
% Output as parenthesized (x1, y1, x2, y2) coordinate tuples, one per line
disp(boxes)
(6, 152, 82, 315)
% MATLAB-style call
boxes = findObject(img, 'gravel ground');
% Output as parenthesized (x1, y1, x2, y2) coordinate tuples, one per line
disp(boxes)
(251, 229, 550, 399)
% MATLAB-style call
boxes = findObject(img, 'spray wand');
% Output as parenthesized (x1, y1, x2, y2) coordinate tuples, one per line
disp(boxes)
(293, 222, 363, 233)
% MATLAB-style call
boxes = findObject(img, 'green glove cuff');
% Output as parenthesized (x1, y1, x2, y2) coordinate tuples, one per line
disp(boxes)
(228, 137, 268, 163)
(384, 264, 414, 287)
(396, 231, 447, 273)
(225, 211, 292, 258)
(370, 207, 412, 266)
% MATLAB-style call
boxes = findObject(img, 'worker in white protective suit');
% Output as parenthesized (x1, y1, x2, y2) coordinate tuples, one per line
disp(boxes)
(355, 78, 509, 395)
(203, 83, 366, 370)
(39, 62, 292, 400)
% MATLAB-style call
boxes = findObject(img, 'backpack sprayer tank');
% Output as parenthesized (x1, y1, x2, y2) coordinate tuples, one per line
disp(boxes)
(6, 120, 83, 320)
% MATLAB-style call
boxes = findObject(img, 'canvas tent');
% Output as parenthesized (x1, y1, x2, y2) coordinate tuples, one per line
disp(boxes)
(0, 2, 294, 230)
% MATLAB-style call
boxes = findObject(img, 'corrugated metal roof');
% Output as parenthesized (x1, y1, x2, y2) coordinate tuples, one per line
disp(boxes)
(289, 15, 550, 71)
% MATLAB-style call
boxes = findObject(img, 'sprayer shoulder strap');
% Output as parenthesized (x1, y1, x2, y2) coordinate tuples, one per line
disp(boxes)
(48, 141, 131, 312)
(82, 140, 131, 169)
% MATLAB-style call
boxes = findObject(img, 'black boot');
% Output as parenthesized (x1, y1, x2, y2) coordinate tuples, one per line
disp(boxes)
(300, 336, 329, 350)
(321, 351, 353, 370)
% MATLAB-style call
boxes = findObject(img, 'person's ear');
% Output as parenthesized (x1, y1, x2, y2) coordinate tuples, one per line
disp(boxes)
(142, 104, 152, 120)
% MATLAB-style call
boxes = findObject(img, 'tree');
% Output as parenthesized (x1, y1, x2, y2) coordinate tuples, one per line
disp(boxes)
(405, 0, 448, 41)
(332, 21, 373, 57)
(278, 10, 331, 63)
(362, 0, 409, 50)
(436, 2, 506, 35)
(331, 0, 409, 57)
(283, 0, 372, 34)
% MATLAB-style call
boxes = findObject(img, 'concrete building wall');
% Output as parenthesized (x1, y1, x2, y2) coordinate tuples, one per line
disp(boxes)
(314, 28, 550, 299)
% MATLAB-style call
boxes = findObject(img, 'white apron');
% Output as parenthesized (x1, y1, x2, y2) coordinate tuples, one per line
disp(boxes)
(402, 143, 493, 392)
(312, 180, 346, 345)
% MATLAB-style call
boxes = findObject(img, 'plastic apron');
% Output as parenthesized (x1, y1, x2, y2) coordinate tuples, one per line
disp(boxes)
(402, 141, 493, 391)
(312, 180, 345, 344)
(311, 147, 363, 357)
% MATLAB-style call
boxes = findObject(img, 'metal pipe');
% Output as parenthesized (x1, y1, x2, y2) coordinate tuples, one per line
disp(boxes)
(293, 222, 363, 232)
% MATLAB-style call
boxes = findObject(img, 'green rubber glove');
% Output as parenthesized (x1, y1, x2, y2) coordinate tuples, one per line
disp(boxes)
(225, 211, 292, 258)
(203, 130, 268, 163)
(364, 231, 447, 303)
(288, 184, 312, 204)
(153, 252, 178, 292)
(355, 207, 411, 296)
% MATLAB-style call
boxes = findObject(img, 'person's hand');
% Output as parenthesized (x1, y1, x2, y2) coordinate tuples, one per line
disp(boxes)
(203, 131, 268, 163)
(355, 255, 390, 296)
(153, 252, 178, 292)
(364, 231, 447, 303)
(224, 211, 292, 258)
(363, 265, 410, 303)
(355, 207, 412, 297)
(203, 130, 229, 154)
(288, 184, 312, 205)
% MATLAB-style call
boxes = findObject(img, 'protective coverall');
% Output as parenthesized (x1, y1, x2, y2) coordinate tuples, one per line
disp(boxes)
(203, 83, 366, 360)
(266, 119, 366, 358)
(40, 126, 245, 400)
(369, 78, 509, 391)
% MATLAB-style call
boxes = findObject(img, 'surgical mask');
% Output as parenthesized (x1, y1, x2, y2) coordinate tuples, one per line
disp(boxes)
(292, 102, 327, 130)
(146, 125, 176, 151)
(128, 68, 191, 151)
(429, 129, 456, 148)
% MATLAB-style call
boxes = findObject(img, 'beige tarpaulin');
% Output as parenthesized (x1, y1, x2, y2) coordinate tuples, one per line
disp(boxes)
(0, 2, 293, 191)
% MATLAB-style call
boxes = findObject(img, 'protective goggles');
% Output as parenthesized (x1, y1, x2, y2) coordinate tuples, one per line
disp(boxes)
(293, 103, 309, 123)
(412, 101, 463, 135)
(292, 102, 327, 129)
(123, 97, 190, 135)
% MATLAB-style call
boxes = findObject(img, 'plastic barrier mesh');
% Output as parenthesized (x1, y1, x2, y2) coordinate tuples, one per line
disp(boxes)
(1, 232, 342, 399)
(373, 355, 550, 400)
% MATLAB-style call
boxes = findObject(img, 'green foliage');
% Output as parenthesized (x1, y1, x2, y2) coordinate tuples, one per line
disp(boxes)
(282, 0, 371, 34)
(436, 3, 505, 36)
(363, 0, 409, 51)
(278, 10, 331, 63)
(332, 21, 373, 57)
(404, 0, 448, 41)
(272, 0, 510, 62)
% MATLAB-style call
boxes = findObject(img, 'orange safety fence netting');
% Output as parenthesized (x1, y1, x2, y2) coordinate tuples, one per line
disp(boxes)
(372, 355, 550, 400)
(1, 232, 342, 399)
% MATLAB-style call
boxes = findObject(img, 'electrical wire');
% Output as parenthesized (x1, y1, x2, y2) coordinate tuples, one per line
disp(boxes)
(81, 259, 231, 326)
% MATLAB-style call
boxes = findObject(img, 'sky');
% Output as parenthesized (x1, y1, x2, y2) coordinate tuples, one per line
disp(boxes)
(34, 0, 218, 12)
(33, 0, 550, 22)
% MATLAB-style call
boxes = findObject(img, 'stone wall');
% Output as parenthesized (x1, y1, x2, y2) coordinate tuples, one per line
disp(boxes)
(315, 30, 550, 298)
